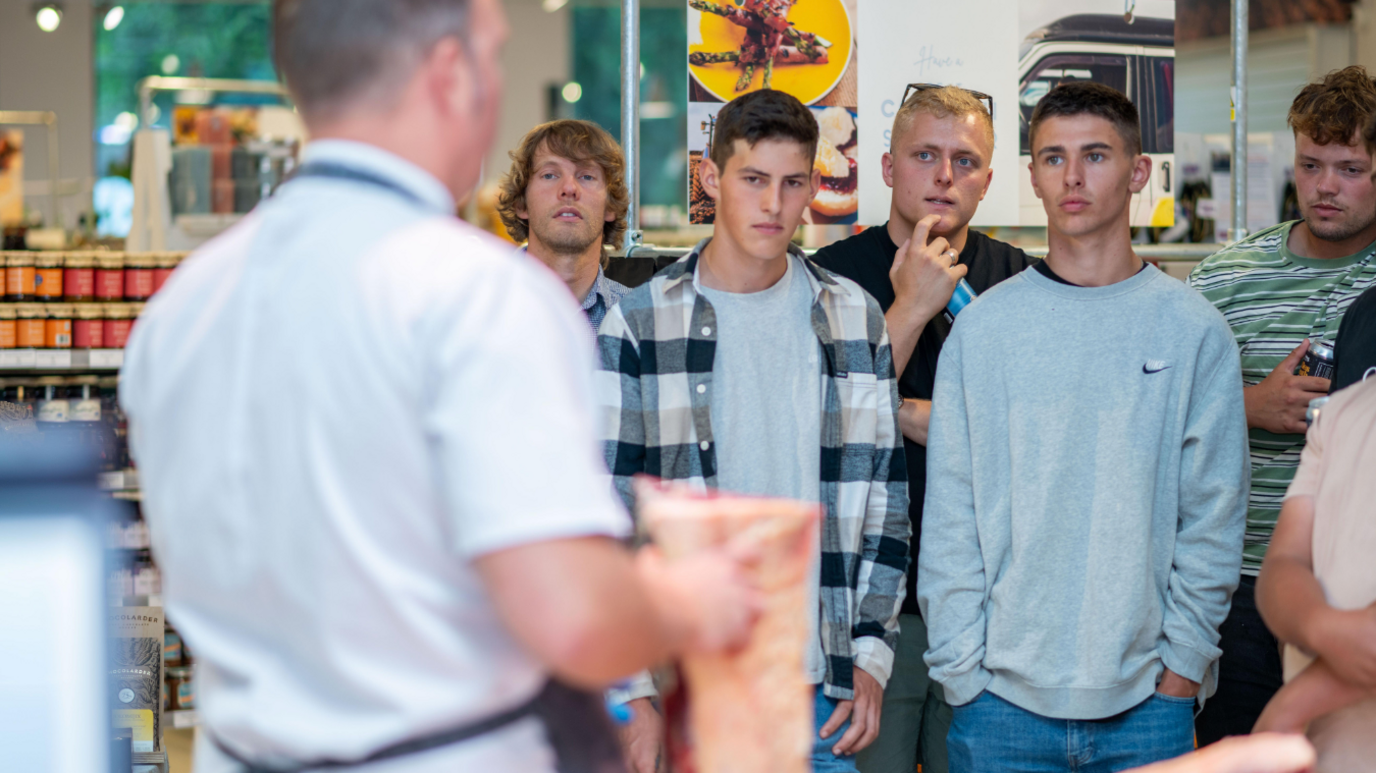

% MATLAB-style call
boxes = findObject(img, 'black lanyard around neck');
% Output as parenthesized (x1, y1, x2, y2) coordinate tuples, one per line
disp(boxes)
(290, 162, 432, 210)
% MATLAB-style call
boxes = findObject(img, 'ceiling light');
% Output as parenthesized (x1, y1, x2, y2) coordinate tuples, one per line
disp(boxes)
(562, 82, 583, 103)
(103, 6, 124, 31)
(161, 54, 180, 75)
(542, 0, 568, 11)
(34, 4, 62, 32)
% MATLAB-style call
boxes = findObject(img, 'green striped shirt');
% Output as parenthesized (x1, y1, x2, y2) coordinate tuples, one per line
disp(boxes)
(1188, 220, 1376, 575)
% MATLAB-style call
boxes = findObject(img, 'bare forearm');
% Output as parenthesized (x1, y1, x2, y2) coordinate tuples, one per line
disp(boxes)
(1257, 554, 1332, 651)
(898, 398, 932, 446)
(884, 301, 936, 376)
(477, 538, 682, 688)
(1257, 659, 1372, 733)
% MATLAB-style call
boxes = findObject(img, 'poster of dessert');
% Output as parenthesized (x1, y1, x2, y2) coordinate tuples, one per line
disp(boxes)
(686, 0, 859, 224)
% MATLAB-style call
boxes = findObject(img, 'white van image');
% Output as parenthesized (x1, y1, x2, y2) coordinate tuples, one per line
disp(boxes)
(1017, 14, 1175, 227)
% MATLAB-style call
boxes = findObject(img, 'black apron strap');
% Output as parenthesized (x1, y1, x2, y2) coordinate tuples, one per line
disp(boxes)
(209, 679, 626, 773)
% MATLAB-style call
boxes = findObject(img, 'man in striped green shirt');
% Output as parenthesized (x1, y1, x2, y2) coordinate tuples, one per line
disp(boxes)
(1188, 65, 1376, 744)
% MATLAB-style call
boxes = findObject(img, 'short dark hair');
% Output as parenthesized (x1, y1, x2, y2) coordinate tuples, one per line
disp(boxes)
(497, 120, 629, 246)
(1293, 66, 1376, 153)
(709, 89, 819, 170)
(1028, 81, 1142, 157)
(273, 0, 471, 121)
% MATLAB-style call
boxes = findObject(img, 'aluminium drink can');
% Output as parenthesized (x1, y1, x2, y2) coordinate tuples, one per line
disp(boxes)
(1296, 340, 1336, 382)
(942, 278, 977, 324)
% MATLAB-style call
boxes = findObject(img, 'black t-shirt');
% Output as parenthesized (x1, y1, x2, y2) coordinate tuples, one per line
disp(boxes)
(1334, 283, 1376, 392)
(812, 224, 1033, 615)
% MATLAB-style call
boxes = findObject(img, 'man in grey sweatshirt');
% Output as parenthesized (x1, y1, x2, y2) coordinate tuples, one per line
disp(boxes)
(918, 82, 1249, 772)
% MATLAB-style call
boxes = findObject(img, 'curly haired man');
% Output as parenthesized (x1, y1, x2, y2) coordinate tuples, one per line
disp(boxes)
(498, 119, 631, 331)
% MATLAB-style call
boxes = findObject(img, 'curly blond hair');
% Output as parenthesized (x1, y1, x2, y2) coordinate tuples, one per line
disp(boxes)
(497, 119, 628, 246)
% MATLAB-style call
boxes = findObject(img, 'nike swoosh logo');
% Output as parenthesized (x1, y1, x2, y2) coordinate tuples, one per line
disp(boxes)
(1143, 360, 1171, 374)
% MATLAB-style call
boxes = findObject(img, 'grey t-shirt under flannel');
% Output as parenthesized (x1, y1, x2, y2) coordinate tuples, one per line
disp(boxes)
(699, 255, 825, 683)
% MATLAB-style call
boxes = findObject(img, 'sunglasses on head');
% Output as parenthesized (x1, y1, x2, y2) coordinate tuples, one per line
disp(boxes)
(901, 83, 994, 116)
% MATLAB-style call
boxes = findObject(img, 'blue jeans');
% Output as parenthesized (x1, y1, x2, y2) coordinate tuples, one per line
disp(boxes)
(814, 685, 860, 773)
(948, 690, 1195, 773)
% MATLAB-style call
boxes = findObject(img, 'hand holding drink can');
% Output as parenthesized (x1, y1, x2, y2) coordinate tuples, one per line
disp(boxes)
(1295, 339, 1335, 384)
(942, 278, 977, 324)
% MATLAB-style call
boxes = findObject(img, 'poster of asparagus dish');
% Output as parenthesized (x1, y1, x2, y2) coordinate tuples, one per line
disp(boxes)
(687, 0, 859, 224)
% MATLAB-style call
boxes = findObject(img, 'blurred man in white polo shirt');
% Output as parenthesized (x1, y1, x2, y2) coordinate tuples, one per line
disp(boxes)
(119, 1, 759, 771)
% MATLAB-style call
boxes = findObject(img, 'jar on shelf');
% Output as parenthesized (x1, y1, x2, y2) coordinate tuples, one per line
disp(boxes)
(165, 666, 195, 711)
(44, 304, 73, 349)
(15, 304, 45, 348)
(72, 304, 105, 349)
(71, 377, 102, 423)
(152, 253, 182, 295)
(35, 378, 70, 424)
(103, 304, 134, 349)
(34, 253, 63, 301)
(0, 305, 15, 349)
(95, 255, 124, 301)
(63, 252, 96, 302)
(5, 252, 36, 301)
(124, 254, 155, 301)
(164, 626, 184, 667)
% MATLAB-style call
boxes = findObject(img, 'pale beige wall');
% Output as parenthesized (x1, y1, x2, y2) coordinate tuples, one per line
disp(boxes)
(487, 0, 571, 186)
(0, 0, 95, 230)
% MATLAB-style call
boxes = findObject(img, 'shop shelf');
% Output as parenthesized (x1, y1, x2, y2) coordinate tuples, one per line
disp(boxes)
(0, 348, 124, 371)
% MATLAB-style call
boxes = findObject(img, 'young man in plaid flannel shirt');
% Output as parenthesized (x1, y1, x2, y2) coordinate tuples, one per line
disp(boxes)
(596, 89, 911, 773)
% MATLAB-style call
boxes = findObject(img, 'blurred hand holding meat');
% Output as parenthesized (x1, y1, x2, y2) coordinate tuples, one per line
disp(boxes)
(635, 477, 818, 773)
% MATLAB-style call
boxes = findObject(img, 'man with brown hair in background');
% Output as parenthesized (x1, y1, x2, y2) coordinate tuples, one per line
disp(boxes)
(1189, 65, 1376, 744)
(498, 119, 631, 332)
(812, 84, 1032, 773)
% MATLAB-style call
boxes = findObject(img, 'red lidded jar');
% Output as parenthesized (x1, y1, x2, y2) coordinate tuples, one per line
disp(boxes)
(103, 304, 134, 349)
(152, 253, 182, 294)
(124, 254, 155, 301)
(63, 252, 96, 301)
(96, 255, 125, 301)
(73, 304, 105, 349)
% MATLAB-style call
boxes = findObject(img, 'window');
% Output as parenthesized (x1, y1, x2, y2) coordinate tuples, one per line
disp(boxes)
(1150, 57, 1174, 154)
(1019, 54, 1129, 155)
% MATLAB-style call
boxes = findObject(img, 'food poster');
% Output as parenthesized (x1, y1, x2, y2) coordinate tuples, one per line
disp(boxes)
(691, 0, 1175, 228)
(687, 0, 860, 225)
(0, 131, 22, 227)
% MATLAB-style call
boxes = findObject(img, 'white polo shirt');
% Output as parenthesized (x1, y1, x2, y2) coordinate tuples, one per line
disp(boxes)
(120, 140, 630, 772)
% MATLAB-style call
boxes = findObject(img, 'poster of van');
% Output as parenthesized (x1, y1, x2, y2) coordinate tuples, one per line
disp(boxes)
(0, 131, 22, 227)
(685, 0, 859, 224)
(1016, 0, 1176, 227)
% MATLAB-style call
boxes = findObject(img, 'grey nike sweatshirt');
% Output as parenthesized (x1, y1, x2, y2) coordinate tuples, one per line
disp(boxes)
(917, 263, 1249, 720)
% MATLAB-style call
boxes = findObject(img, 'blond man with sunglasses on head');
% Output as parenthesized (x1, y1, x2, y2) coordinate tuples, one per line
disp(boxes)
(812, 83, 1033, 773)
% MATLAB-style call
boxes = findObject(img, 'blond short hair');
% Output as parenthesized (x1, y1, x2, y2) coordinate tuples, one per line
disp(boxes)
(892, 86, 994, 151)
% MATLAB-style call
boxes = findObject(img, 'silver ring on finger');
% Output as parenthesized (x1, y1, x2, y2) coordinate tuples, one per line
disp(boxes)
(945, 249, 958, 265)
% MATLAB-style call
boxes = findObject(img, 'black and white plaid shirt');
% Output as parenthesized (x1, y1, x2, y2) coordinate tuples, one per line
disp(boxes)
(595, 239, 911, 699)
